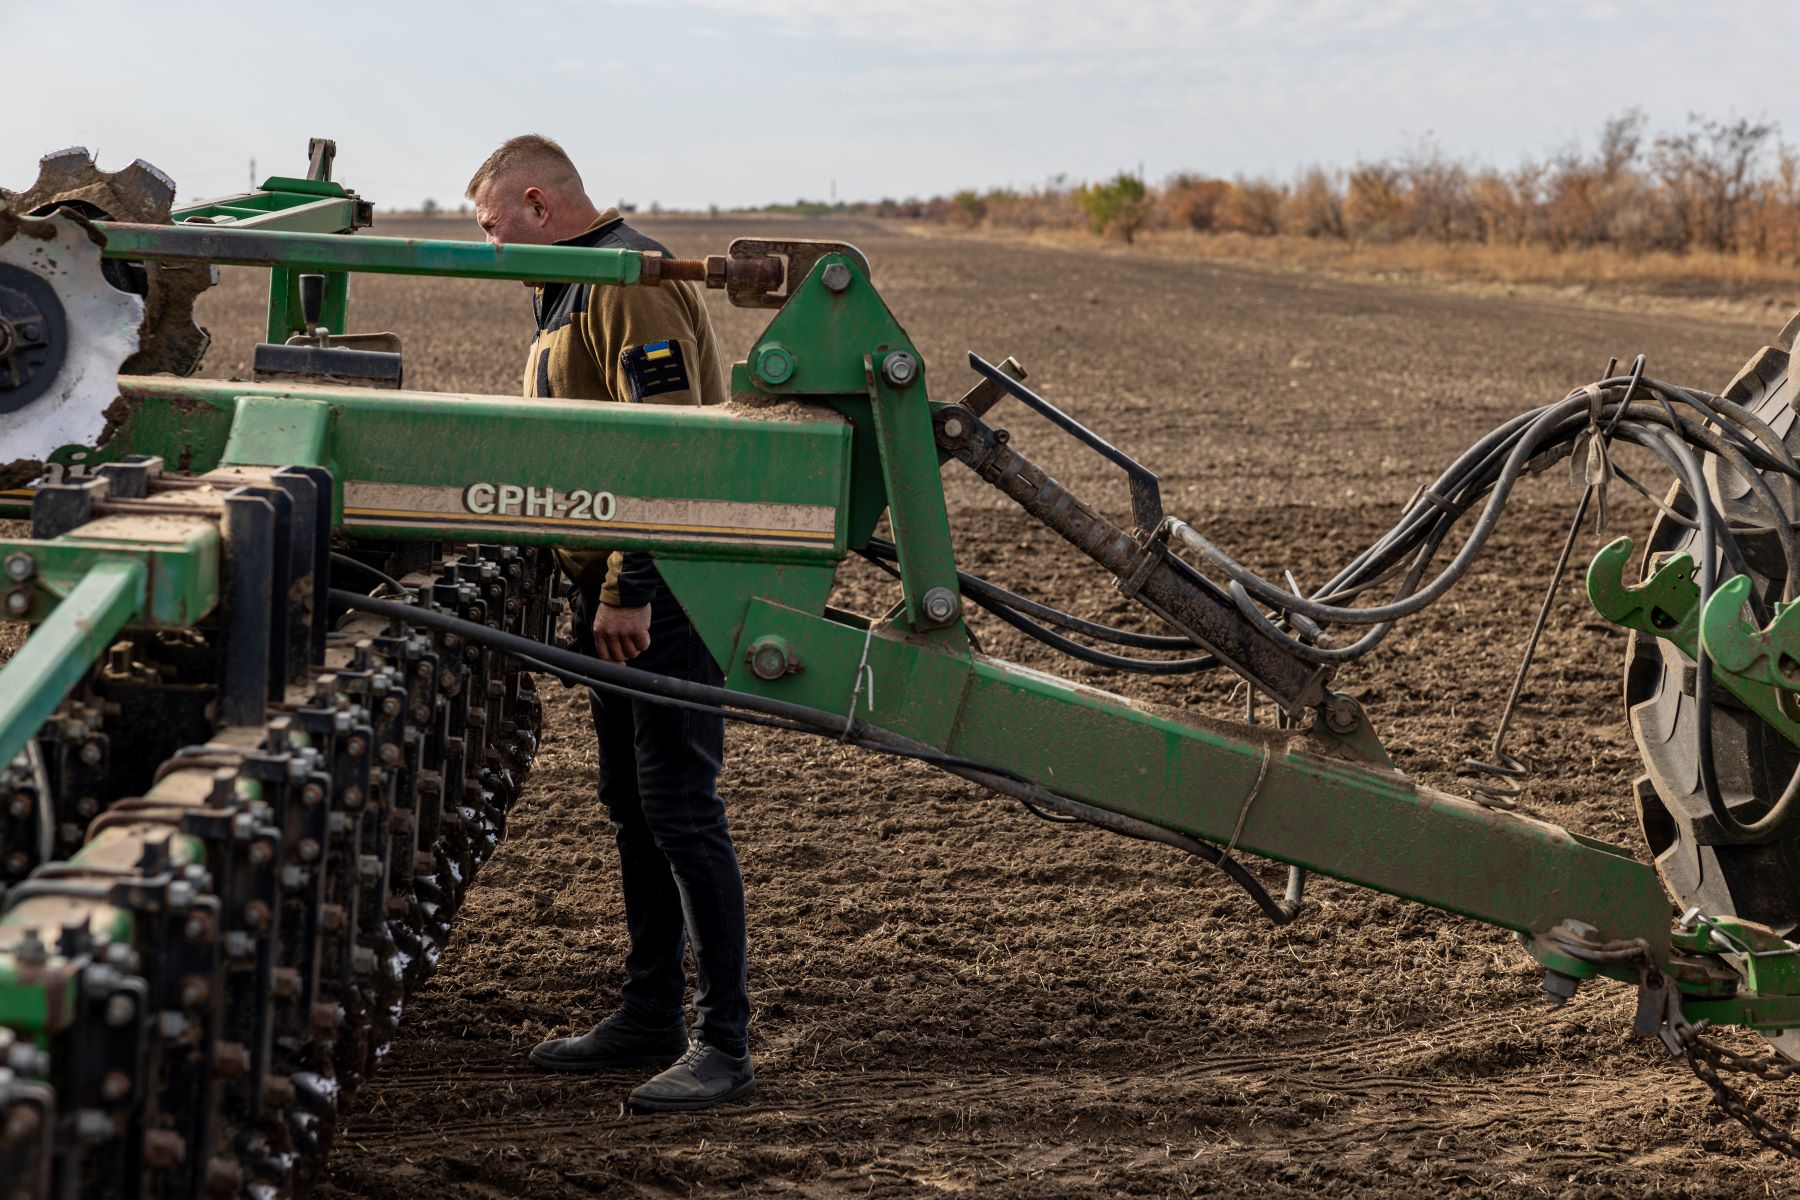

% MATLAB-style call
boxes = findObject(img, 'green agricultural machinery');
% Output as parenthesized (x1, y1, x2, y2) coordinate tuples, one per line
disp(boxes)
(4, 139, 1800, 1195)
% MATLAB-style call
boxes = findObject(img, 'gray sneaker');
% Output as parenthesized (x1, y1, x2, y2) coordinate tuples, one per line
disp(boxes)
(528, 1009, 688, 1074)
(628, 1042, 756, 1112)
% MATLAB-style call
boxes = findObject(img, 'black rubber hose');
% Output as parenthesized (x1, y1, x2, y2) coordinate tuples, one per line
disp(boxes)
(1669, 422, 1800, 841)
(862, 537, 1207, 651)
(329, 551, 415, 596)
(1201, 390, 1777, 627)
(328, 589, 1298, 922)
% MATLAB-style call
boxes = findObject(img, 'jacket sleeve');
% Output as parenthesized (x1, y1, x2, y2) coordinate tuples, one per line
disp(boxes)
(579, 282, 707, 606)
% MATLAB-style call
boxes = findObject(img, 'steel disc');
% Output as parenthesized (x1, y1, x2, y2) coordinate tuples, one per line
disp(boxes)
(0, 211, 143, 483)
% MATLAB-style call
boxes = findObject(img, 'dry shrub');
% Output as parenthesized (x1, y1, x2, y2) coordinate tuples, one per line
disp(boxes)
(1166, 175, 1233, 232)
(1219, 177, 1286, 236)
(887, 109, 1800, 275)
(1282, 168, 1345, 238)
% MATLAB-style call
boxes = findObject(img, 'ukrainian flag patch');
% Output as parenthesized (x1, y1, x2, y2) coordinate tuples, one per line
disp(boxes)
(621, 339, 690, 401)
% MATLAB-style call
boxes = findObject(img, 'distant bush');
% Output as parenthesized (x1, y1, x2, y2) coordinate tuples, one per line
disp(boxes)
(1075, 173, 1150, 243)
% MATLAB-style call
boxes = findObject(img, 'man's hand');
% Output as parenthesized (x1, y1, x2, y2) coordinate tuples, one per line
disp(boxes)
(592, 603, 652, 663)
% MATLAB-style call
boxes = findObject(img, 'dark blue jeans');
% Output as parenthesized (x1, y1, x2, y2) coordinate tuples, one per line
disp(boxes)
(572, 584, 749, 1057)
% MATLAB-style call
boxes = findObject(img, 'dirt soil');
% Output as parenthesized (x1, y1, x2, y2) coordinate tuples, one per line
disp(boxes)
(172, 216, 1800, 1196)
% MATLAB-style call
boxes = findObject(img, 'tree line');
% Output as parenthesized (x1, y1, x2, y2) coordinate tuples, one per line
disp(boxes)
(857, 112, 1800, 260)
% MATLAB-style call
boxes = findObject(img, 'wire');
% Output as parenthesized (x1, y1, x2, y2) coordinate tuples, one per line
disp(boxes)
(327, 588, 1299, 922)
(330, 551, 415, 596)
(856, 541, 1219, 674)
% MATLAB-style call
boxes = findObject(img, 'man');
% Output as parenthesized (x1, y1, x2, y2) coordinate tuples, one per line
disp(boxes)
(466, 134, 753, 1112)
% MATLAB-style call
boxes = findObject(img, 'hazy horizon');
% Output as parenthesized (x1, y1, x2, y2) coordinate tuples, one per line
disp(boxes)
(3, 0, 1793, 213)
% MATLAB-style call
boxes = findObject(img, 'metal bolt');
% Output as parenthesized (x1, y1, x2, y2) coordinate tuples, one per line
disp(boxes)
(882, 351, 918, 387)
(755, 344, 796, 386)
(3, 1106, 40, 1145)
(142, 1128, 184, 1168)
(6, 791, 30, 819)
(942, 416, 966, 439)
(100, 1071, 131, 1102)
(1543, 969, 1581, 1005)
(6, 1044, 47, 1076)
(157, 1011, 189, 1040)
(1322, 695, 1361, 735)
(921, 587, 959, 624)
(211, 1042, 249, 1079)
(747, 636, 796, 681)
(1559, 920, 1600, 945)
(820, 262, 852, 293)
(297, 838, 321, 863)
(104, 993, 136, 1027)
(2, 553, 34, 583)
(14, 927, 47, 966)
(76, 1110, 117, 1146)
(3, 589, 30, 618)
(179, 976, 210, 1009)
(79, 740, 102, 767)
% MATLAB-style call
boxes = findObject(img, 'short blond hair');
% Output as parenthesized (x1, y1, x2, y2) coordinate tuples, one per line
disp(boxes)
(465, 134, 582, 200)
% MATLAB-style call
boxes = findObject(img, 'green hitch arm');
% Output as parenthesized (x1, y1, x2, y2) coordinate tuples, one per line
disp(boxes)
(94, 222, 652, 287)
(1587, 537, 1800, 747)
(1585, 536, 1699, 641)
(0, 560, 145, 767)
(1700, 575, 1800, 712)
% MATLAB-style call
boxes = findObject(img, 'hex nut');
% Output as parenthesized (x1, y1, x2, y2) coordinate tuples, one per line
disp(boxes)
(2, 553, 34, 583)
(2, 589, 30, 618)
(921, 587, 959, 623)
(1542, 969, 1581, 1005)
(820, 262, 853, 293)
(883, 351, 918, 387)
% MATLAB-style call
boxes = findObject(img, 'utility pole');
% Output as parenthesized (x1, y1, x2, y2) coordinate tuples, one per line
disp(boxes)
(249, 158, 256, 188)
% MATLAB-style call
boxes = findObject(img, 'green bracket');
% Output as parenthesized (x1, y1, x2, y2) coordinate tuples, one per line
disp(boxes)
(1676, 914, 1800, 1030)
(0, 521, 218, 629)
(0, 519, 220, 766)
(220, 395, 333, 467)
(1588, 537, 1800, 746)
(1700, 575, 1800, 713)
(0, 560, 145, 769)
(1586, 537, 1699, 641)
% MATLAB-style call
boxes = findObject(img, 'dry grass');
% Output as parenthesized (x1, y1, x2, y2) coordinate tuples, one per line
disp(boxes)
(916, 223, 1800, 321)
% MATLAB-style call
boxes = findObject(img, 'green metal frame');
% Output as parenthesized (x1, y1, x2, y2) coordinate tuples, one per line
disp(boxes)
(10, 192, 1800, 1040)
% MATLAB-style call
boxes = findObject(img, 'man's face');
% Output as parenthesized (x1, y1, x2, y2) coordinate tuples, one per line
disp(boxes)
(473, 179, 554, 248)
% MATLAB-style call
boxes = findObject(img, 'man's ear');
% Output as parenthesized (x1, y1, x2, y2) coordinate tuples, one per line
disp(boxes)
(524, 186, 549, 224)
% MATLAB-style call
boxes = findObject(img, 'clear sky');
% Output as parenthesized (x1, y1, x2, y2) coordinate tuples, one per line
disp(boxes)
(3, 0, 1792, 212)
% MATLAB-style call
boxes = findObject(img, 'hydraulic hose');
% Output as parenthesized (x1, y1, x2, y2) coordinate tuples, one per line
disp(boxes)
(328, 589, 1299, 922)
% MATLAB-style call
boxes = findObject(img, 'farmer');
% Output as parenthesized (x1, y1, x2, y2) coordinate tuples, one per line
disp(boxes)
(465, 134, 754, 1112)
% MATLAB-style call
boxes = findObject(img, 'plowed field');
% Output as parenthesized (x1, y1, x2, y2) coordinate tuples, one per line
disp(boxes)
(179, 216, 1800, 1196)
